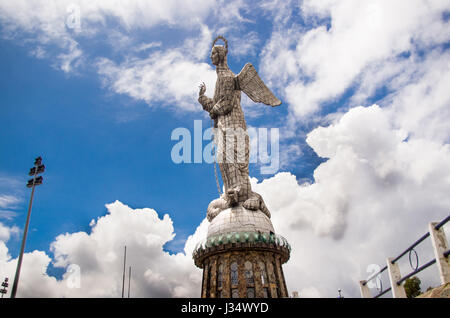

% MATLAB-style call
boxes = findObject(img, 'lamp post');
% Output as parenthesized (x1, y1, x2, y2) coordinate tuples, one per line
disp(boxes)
(128, 266, 131, 298)
(10, 156, 45, 298)
(1, 278, 8, 298)
(122, 246, 126, 298)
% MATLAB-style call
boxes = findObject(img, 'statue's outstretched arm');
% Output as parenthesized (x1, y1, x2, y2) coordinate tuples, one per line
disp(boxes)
(198, 94, 214, 112)
(198, 82, 214, 112)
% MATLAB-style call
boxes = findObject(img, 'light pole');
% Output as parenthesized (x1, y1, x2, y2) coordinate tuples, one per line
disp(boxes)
(128, 266, 131, 298)
(10, 156, 45, 298)
(121, 246, 126, 298)
(1, 278, 8, 298)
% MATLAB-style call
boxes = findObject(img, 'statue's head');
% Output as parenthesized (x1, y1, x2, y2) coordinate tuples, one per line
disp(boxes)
(211, 36, 228, 67)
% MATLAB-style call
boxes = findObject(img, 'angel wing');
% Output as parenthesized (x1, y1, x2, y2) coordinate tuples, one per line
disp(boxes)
(236, 63, 281, 107)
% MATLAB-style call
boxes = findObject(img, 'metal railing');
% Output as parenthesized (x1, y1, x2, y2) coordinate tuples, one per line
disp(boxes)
(374, 286, 391, 299)
(360, 215, 450, 298)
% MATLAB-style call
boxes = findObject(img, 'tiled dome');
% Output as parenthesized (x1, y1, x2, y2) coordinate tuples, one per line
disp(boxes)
(207, 204, 275, 238)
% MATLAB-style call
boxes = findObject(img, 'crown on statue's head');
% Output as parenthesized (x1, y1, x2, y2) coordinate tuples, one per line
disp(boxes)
(211, 35, 228, 55)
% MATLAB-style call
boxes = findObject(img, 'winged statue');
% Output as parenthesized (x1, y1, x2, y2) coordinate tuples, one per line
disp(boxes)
(198, 35, 281, 222)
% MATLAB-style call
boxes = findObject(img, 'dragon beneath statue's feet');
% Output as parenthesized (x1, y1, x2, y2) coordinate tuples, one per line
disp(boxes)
(207, 191, 271, 222)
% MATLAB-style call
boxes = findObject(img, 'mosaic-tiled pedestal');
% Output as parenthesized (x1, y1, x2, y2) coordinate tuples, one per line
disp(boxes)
(193, 205, 291, 298)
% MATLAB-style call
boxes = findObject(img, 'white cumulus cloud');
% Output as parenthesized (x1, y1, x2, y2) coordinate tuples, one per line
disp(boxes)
(260, 0, 450, 119)
(0, 0, 214, 73)
(0, 201, 208, 298)
(251, 103, 450, 297)
(97, 51, 216, 112)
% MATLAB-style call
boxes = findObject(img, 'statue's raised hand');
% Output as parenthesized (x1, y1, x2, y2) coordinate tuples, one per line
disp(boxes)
(199, 82, 206, 97)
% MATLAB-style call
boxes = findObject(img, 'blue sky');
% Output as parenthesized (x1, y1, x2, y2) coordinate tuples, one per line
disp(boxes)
(0, 1, 324, 256)
(0, 19, 323, 256)
(0, 0, 449, 298)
